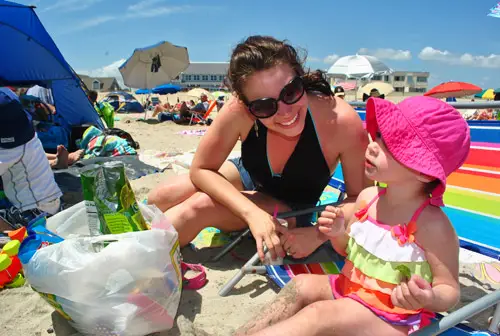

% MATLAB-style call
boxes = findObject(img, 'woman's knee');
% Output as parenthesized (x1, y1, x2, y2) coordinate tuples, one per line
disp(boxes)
(175, 192, 214, 224)
(147, 174, 195, 207)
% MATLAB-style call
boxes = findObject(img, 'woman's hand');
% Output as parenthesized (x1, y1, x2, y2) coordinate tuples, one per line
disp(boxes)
(317, 206, 346, 237)
(246, 209, 285, 262)
(277, 226, 327, 259)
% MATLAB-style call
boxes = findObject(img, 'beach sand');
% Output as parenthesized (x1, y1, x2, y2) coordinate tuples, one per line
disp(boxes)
(0, 113, 497, 336)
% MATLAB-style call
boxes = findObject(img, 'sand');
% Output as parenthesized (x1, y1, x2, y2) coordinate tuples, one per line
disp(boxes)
(0, 113, 497, 336)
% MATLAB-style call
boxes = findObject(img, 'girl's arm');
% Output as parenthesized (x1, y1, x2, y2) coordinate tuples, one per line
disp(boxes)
(417, 209, 461, 312)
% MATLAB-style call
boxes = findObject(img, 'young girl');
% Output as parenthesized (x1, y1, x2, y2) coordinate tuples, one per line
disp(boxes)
(318, 95, 471, 334)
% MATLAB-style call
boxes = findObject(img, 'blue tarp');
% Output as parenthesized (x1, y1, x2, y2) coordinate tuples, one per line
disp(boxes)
(0, 0, 103, 128)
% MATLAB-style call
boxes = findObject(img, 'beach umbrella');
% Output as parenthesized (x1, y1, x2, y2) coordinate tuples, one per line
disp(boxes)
(152, 84, 181, 95)
(358, 82, 394, 97)
(327, 55, 393, 79)
(119, 41, 189, 89)
(135, 89, 151, 95)
(474, 88, 495, 100)
(187, 88, 214, 100)
(424, 81, 482, 99)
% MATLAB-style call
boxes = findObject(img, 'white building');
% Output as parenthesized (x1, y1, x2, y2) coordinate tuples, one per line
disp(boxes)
(172, 62, 229, 91)
(328, 71, 430, 93)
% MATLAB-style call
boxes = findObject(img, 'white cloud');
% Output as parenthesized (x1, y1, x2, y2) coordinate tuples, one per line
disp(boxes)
(128, 0, 164, 11)
(358, 48, 411, 61)
(418, 47, 500, 68)
(78, 59, 126, 88)
(323, 54, 340, 64)
(63, 1, 194, 32)
(43, 0, 104, 12)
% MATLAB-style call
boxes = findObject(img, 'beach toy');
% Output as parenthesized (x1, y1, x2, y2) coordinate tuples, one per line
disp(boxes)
(7, 226, 27, 243)
(0, 253, 23, 288)
(2, 240, 20, 257)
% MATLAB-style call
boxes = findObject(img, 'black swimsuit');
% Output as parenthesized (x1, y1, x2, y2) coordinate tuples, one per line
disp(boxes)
(241, 109, 332, 209)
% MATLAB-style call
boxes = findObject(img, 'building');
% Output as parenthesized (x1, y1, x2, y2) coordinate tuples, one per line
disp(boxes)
(171, 62, 229, 91)
(78, 74, 122, 92)
(328, 71, 430, 93)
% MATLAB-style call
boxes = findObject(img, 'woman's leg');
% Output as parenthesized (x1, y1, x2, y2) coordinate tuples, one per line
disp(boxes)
(148, 160, 244, 212)
(166, 190, 292, 247)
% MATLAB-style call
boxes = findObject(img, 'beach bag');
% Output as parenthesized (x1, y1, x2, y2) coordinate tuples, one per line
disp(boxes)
(102, 127, 140, 149)
(20, 203, 182, 336)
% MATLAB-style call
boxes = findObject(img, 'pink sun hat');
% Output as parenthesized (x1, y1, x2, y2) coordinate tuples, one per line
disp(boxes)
(366, 96, 471, 207)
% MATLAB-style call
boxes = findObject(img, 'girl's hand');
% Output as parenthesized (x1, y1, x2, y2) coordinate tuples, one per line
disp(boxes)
(391, 275, 435, 311)
(317, 206, 346, 237)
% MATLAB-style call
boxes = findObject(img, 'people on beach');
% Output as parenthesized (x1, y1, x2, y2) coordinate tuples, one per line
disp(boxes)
(333, 86, 345, 99)
(235, 96, 470, 336)
(0, 88, 62, 229)
(148, 35, 370, 261)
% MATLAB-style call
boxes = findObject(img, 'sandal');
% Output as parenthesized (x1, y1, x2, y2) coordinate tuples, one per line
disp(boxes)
(181, 262, 207, 290)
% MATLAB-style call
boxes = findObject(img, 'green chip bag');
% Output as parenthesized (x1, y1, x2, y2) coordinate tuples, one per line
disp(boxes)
(81, 161, 148, 235)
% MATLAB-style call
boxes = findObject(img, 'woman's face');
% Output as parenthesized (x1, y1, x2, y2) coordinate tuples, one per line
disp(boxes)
(242, 63, 308, 138)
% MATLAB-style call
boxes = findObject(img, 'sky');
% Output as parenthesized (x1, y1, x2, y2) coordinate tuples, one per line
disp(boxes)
(15, 0, 500, 89)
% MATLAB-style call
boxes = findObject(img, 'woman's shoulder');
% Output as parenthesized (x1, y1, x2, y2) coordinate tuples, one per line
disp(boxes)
(309, 94, 363, 130)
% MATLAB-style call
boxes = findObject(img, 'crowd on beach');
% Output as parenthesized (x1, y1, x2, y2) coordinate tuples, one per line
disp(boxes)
(0, 34, 494, 336)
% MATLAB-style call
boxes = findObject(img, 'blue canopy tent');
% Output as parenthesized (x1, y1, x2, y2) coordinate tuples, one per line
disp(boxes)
(152, 84, 181, 95)
(0, 0, 103, 129)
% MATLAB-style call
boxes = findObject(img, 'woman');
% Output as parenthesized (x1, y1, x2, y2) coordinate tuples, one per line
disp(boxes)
(148, 36, 369, 261)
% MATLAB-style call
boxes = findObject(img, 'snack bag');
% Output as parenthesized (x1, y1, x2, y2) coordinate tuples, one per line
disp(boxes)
(80, 162, 148, 235)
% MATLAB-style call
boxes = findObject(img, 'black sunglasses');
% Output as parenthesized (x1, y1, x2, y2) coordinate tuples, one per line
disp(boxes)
(245, 76, 305, 119)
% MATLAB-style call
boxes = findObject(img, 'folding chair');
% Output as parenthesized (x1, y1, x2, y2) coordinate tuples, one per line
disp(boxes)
(212, 176, 346, 263)
(189, 100, 217, 126)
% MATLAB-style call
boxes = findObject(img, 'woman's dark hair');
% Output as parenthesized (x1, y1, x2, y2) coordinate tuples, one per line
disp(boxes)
(227, 35, 332, 101)
(424, 179, 441, 195)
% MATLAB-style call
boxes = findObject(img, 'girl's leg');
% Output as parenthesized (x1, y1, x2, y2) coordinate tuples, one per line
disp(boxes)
(166, 190, 292, 247)
(250, 299, 408, 336)
(147, 160, 243, 212)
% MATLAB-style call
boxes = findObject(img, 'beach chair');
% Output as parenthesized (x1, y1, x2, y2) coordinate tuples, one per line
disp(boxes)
(218, 121, 500, 334)
(189, 100, 217, 126)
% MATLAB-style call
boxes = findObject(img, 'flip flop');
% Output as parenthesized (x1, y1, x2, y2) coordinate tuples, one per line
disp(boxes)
(181, 262, 207, 290)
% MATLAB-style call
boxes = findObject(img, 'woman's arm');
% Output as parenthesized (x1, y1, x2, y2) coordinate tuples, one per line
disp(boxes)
(190, 97, 258, 218)
(336, 99, 372, 222)
(190, 97, 284, 259)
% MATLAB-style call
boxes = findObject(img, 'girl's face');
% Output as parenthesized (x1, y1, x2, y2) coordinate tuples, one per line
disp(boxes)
(364, 132, 421, 184)
(242, 63, 308, 138)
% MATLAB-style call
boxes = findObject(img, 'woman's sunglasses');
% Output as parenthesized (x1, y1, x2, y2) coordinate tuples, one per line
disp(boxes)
(245, 76, 305, 119)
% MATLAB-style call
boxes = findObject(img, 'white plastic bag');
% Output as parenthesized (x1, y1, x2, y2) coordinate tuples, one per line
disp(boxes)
(23, 203, 182, 336)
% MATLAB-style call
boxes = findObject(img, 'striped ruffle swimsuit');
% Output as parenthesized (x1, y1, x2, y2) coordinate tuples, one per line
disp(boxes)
(329, 189, 435, 334)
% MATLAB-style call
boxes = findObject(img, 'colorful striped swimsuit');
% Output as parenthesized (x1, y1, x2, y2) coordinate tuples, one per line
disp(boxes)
(329, 189, 435, 333)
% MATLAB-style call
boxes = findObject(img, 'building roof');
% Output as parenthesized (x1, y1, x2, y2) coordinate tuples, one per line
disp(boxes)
(183, 62, 229, 75)
(77, 74, 121, 90)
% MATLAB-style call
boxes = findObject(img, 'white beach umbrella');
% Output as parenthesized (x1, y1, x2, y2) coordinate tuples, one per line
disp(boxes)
(327, 55, 392, 79)
(119, 41, 189, 89)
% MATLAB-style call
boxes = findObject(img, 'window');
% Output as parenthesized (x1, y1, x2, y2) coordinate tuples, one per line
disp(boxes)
(210, 75, 217, 81)
(92, 80, 100, 90)
(394, 76, 405, 82)
(394, 87, 405, 92)
(193, 75, 200, 81)
(372, 75, 382, 81)
(219, 75, 225, 81)
(202, 75, 209, 81)
(417, 77, 427, 83)
(384, 76, 389, 82)
(409, 87, 426, 93)
(406, 76, 414, 85)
